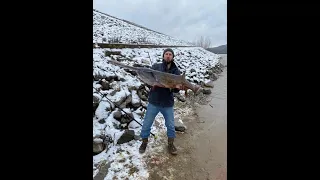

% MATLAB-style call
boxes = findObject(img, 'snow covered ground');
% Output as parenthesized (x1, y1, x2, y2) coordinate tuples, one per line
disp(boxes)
(93, 46, 221, 179)
(93, 9, 194, 46)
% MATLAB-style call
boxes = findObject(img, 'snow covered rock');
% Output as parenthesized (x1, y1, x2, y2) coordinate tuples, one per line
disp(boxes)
(113, 110, 122, 120)
(128, 120, 140, 129)
(174, 119, 186, 132)
(95, 101, 112, 120)
(93, 141, 104, 154)
(117, 130, 135, 144)
(204, 80, 214, 88)
(131, 90, 141, 108)
(107, 90, 128, 106)
(100, 79, 110, 90)
(174, 93, 186, 102)
(119, 94, 132, 109)
(137, 89, 148, 101)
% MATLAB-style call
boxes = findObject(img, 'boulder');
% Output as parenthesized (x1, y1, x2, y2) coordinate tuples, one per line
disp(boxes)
(202, 89, 212, 95)
(131, 90, 141, 108)
(93, 138, 105, 154)
(100, 79, 110, 90)
(113, 111, 122, 120)
(117, 130, 135, 144)
(204, 80, 214, 88)
(174, 119, 186, 132)
(119, 95, 132, 109)
(174, 93, 186, 102)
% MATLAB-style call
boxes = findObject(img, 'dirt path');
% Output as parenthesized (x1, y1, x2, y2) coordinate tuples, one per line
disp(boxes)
(146, 55, 227, 180)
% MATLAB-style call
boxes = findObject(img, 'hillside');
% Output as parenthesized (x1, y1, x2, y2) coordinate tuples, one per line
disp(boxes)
(93, 9, 224, 179)
(207, 44, 227, 54)
(93, 9, 193, 46)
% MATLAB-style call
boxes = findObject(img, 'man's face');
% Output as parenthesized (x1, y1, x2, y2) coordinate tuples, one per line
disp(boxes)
(164, 51, 173, 63)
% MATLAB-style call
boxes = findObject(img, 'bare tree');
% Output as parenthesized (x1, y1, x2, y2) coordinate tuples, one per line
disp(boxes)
(193, 36, 212, 48)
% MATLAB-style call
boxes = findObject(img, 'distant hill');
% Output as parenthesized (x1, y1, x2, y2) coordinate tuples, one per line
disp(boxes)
(206, 44, 227, 54)
(93, 9, 193, 46)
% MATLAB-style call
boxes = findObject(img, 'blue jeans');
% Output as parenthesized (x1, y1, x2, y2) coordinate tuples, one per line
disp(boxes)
(140, 103, 176, 139)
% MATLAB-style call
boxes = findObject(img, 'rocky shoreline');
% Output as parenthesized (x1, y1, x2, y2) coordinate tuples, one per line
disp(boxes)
(93, 47, 224, 178)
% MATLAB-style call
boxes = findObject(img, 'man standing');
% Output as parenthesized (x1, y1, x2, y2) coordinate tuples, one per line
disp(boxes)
(139, 48, 183, 155)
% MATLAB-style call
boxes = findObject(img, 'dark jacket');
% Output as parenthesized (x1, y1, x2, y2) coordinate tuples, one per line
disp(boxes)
(147, 60, 181, 107)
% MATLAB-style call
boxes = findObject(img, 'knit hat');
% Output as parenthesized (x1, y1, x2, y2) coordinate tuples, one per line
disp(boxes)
(162, 48, 174, 58)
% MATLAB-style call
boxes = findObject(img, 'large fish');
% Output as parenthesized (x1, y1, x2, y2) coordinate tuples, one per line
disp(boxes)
(107, 59, 201, 96)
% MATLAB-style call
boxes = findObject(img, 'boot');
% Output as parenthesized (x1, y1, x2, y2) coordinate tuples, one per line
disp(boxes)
(139, 138, 148, 153)
(168, 138, 177, 155)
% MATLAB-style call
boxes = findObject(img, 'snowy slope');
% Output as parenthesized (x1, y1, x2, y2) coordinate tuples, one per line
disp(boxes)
(93, 9, 223, 179)
(93, 9, 194, 46)
(93, 47, 221, 179)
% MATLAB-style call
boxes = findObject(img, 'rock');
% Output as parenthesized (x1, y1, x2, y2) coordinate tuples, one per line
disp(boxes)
(93, 93, 101, 103)
(105, 75, 117, 81)
(100, 80, 109, 90)
(190, 69, 196, 73)
(145, 86, 150, 92)
(212, 65, 223, 74)
(137, 88, 148, 101)
(211, 74, 218, 81)
(114, 76, 120, 81)
(204, 80, 214, 88)
(117, 130, 135, 144)
(120, 117, 130, 124)
(174, 119, 186, 132)
(128, 120, 141, 129)
(134, 135, 141, 140)
(206, 70, 213, 75)
(202, 89, 212, 95)
(141, 59, 151, 65)
(131, 90, 141, 108)
(94, 72, 107, 81)
(119, 77, 126, 82)
(95, 101, 112, 119)
(98, 119, 106, 124)
(93, 161, 112, 180)
(93, 138, 103, 143)
(103, 134, 113, 145)
(174, 93, 186, 102)
(138, 91, 148, 101)
(109, 90, 117, 96)
(110, 92, 127, 107)
(134, 107, 145, 116)
(113, 122, 121, 129)
(127, 85, 138, 91)
(175, 126, 186, 132)
(93, 101, 99, 109)
(121, 124, 127, 128)
(93, 142, 104, 154)
(123, 111, 134, 119)
(113, 111, 122, 120)
(119, 95, 132, 109)
(105, 50, 121, 56)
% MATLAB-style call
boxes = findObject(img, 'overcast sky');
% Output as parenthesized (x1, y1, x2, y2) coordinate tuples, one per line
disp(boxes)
(93, 0, 227, 47)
